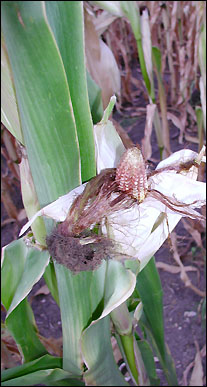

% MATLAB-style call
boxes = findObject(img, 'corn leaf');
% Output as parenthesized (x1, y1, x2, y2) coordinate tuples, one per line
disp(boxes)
(136, 339, 160, 386)
(1, 355, 62, 382)
(2, 369, 83, 386)
(82, 316, 128, 386)
(136, 257, 165, 359)
(1, 35, 24, 144)
(1, 1, 81, 209)
(152, 46, 171, 157)
(136, 257, 178, 386)
(54, 262, 92, 376)
(45, 1, 96, 182)
(2, 238, 50, 317)
(1, 238, 50, 362)
(54, 259, 136, 378)
(86, 70, 104, 124)
(43, 261, 60, 306)
(1, 239, 28, 311)
(5, 299, 48, 363)
(1, 354, 84, 386)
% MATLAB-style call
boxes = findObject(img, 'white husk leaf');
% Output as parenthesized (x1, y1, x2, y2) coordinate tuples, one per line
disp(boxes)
(20, 113, 206, 275)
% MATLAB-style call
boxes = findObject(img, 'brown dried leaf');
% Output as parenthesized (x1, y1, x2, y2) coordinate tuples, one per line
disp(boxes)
(141, 103, 156, 160)
(181, 218, 203, 249)
(170, 232, 205, 298)
(189, 341, 204, 386)
(93, 10, 118, 36)
(167, 112, 183, 133)
(111, 336, 122, 364)
(1, 327, 22, 370)
(33, 284, 50, 297)
(17, 208, 27, 222)
(186, 103, 197, 122)
(1, 341, 21, 370)
(183, 345, 205, 385)
(156, 261, 198, 274)
(2, 128, 20, 180)
(84, 8, 120, 109)
(184, 134, 199, 144)
(111, 118, 134, 149)
(1, 178, 18, 220)
(38, 334, 62, 357)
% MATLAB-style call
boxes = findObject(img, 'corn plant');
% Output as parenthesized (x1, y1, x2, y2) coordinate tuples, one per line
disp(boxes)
(93, 0, 169, 158)
(93, 1, 206, 159)
(1, 2, 206, 386)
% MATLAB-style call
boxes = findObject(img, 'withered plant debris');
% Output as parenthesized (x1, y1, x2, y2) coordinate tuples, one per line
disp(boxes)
(46, 229, 114, 273)
(46, 147, 205, 274)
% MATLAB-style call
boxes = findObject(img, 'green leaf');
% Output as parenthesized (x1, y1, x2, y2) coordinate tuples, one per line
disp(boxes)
(54, 259, 136, 378)
(1, 35, 24, 144)
(54, 262, 93, 375)
(152, 46, 162, 75)
(195, 106, 204, 150)
(120, 1, 140, 40)
(45, 1, 96, 182)
(1, 238, 50, 317)
(1, 1, 81, 209)
(93, 1, 152, 98)
(152, 46, 170, 157)
(1, 238, 50, 362)
(6, 298, 48, 363)
(136, 257, 165, 359)
(1, 354, 62, 382)
(136, 339, 160, 386)
(82, 316, 128, 386)
(19, 151, 47, 246)
(2, 370, 83, 387)
(1, 239, 28, 311)
(136, 257, 178, 386)
(1, 354, 84, 386)
(121, 2, 152, 97)
(90, 260, 136, 320)
(86, 70, 104, 124)
(43, 261, 60, 306)
(118, 334, 139, 384)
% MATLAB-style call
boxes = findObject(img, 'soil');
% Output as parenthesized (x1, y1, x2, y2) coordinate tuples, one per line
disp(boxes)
(1, 96, 206, 386)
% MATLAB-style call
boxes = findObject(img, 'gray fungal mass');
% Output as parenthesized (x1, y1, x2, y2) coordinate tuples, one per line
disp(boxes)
(46, 228, 111, 274)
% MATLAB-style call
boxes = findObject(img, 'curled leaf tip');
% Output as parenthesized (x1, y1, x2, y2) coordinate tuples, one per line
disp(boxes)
(101, 95, 116, 124)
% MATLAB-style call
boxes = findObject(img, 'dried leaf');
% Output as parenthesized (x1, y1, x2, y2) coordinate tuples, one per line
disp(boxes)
(17, 208, 27, 222)
(184, 134, 199, 144)
(183, 344, 206, 386)
(181, 218, 203, 249)
(170, 232, 205, 298)
(111, 336, 122, 364)
(189, 341, 204, 386)
(111, 118, 134, 149)
(34, 284, 50, 297)
(167, 112, 184, 133)
(84, 8, 121, 109)
(156, 261, 198, 275)
(38, 334, 62, 357)
(141, 103, 156, 160)
(1, 326, 22, 369)
(93, 10, 118, 36)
